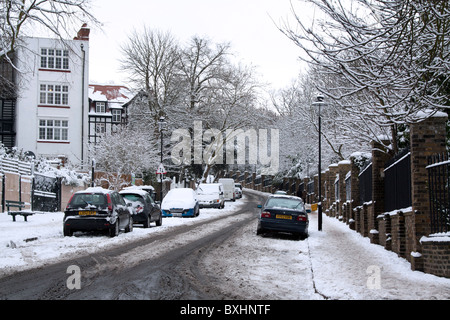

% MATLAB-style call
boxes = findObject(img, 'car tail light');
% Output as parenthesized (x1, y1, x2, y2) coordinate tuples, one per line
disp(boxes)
(297, 215, 307, 222)
(66, 194, 75, 210)
(136, 205, 144, 213)
(106, 194, 113, 211)
(261, 211, 271, 218)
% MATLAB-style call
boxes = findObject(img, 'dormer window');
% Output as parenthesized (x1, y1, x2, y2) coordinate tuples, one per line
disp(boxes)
(95, 102, 106, 113)
(112, 109, 121, 123)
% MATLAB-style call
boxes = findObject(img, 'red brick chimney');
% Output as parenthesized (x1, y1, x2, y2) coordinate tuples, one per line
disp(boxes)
(74, 23, 90, 41)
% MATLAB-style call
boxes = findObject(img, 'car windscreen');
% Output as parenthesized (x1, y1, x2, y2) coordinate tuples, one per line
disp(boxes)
(265, 197, 304, 211)
(197, 185, 219, 194)
(69, 193, 106, 207)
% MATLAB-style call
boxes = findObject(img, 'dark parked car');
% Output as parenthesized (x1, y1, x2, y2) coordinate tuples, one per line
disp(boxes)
(63, 187, 133, 237)
(119, 187, 162, 228)
(256, 195, 308, 239)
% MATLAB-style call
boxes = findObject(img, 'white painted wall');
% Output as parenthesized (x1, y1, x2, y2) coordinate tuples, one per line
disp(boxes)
(15, 36, 89, 167)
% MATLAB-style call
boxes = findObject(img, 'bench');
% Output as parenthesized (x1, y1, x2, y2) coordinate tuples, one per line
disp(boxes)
(6, 200, 34, 222)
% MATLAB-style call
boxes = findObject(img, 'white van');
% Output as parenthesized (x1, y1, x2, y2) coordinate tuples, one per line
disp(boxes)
(218, 178, 236, 201)
(197, 183, 225, 209)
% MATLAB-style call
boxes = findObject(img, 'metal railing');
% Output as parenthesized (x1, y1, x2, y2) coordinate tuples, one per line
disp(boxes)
(427, 153, 450, 234)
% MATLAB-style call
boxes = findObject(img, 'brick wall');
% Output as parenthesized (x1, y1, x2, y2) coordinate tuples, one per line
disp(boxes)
(421, 238, 450, 278)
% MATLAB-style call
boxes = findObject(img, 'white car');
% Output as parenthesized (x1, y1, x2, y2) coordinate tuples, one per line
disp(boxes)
(197, 183, 225, 209)
(234, 186, 242, 199)
(161, 188, 199, 217)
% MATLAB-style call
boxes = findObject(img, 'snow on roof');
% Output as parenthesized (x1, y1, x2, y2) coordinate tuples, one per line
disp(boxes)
(88, 84, 133, 105)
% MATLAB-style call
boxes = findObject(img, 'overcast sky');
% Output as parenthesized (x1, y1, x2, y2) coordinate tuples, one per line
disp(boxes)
(88, 0, 311, 91)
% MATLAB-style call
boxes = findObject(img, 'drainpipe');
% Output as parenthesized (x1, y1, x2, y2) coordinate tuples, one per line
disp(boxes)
(80, 43, 86, 168)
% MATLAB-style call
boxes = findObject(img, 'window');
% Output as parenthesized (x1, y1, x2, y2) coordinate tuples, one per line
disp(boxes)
(39, 119, 69, 141)
(40, 48, 69, 70)
(95, 123, 106, 134)
(96, 102, 106, 113)
(112, 109, 121, 123)
(40, 84, 69, 106)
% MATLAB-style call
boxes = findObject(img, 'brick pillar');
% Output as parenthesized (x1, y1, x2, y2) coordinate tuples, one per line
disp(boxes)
(349, 155, 361, 208)
(370, 139, 392, 244)
(409, 112, 448, 271)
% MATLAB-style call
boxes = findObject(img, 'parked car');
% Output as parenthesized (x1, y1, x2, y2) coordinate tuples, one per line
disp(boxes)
(274, 190, 287, 195)
(256, 194, 308, 239)
(234, 186, 242, 199)
(161, 188, 200, 217)
(119, 187, 162, 228)
(63, 187, 133, 237)
(197, 183, 225, 209)
(218, 178, 236, 201)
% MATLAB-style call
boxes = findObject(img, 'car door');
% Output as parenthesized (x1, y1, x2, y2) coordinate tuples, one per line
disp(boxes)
(143, 193, 154, 220)
(114, 192, 129, 228)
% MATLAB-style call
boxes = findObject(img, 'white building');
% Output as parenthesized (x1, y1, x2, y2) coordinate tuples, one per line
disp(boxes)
(14, 25, 90, 167)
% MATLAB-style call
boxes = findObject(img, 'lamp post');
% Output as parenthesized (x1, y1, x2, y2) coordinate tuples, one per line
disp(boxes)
(158, 116, 166, 201)
(313, 95, 324, 231)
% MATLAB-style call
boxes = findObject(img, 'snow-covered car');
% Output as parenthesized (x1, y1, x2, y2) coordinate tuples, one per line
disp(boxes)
(197, 183, 225, 209)
(256, 194, 308, 239)
(234, 186, 242, 199)
(119, 187, 162, 228)
(161, 188, 200, 217)
(63, 187, 133, 237)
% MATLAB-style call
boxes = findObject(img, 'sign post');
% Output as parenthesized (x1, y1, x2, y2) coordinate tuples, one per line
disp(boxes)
(156, 163, 167, 201)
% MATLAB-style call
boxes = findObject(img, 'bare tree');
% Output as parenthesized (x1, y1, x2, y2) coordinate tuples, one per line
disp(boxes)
(120, 27, 180, 123)
(1, 0, 99, 98)
(281, 0, 450, 154)
(1, 0, 98, 60)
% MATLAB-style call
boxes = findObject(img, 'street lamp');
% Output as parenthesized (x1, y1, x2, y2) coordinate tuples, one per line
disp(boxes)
(313, 95, 324, 231)
(158, 116, 166, 201)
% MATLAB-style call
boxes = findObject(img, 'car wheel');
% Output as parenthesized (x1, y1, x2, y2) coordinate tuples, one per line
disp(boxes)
(63, 225, 72, 237)
(125, 216, 133, 233)
(109, 220, 119, 237)
(155, 213, 162, 226)
(143, 215, 151, 228)
(256, 223, 265, 236)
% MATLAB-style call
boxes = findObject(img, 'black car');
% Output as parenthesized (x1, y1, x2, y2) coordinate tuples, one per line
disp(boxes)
(256, 195, 309, 239)
(63, 187, 133, 237)
(119, 187, 162, 228)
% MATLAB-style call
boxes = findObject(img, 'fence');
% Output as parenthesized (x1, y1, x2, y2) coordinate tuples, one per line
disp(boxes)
(359, 161, 372, 204)
(427, 153, 450, 234)
(384, 148, 411, 212)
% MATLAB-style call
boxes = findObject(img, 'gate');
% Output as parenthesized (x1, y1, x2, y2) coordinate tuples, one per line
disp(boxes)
(32, 173, 61, 212)
(427, 153, 450, 234)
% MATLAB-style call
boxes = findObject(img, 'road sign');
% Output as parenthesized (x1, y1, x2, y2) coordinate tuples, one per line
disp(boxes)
(156, 163, 167, 175)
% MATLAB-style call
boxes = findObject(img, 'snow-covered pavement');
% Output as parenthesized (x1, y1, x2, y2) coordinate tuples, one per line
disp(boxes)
(307, 212, 450, 299)
(0, 189, 449, 300)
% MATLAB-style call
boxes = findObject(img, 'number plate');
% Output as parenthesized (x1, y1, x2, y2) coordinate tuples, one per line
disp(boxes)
(79, 211, 97, 216)
(276, 214, 292, 220)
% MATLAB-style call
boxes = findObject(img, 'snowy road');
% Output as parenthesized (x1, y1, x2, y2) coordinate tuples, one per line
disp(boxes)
(0, 189, 449, 300)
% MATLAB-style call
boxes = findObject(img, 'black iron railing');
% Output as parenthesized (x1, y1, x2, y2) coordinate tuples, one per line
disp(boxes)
(427, 153, 450, 234)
